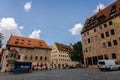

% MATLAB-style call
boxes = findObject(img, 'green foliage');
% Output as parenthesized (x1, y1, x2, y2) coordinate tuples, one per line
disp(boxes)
(0, 33, 4, 48)
(69, 41, 83, 63)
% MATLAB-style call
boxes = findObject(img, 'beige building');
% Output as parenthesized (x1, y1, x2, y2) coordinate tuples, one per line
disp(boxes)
(50, 42, 76, 69)
(81, 0, 120, 68)
(1, 36, 51, 72)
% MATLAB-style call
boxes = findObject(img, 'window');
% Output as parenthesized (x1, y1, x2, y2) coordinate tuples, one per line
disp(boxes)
(97, 15, 106, 23)
(84, 40, 87, 45)
(88, 38, 90, 43)
(109, 21, 113, 25)
(6, 64, 9, 67)
(110, 13, 115, 17)
(7, 47, 10, 50)
(94, 29, 96, 32)
(85, 48, 88, 52)
(45, 57, 47, 60)
(17, 55, 21, 59)
(105, 31, 109, 37)
(110, 29, 115, 35)
(30, 56, 32, 60)
(21, 39, 24, 41)
(98, 55, 103, 60)
(91, 37, 94, 42)
(104, 24, 107, 28)
(112, 53, 117, 59)
(84, 33, 86, 37)
(35, 56, 38, 60)
(104, 54, 109, 59)
(113, 40, 118, 46)
(87, 57, 92, 65)
(6, 55, 8, 58)
(88, 46, 91, 52)
(15, 41, 18, 44)
(95, 35, 98, 41)
(40, 56, 42, 60)
(108, 41, 112, 47)
(101, 33, 104, 38)
(99, 26, 102, 30)
(87, 31, 89, 35)
(24, 55, 27, 59)
(103, 43, 107, 48)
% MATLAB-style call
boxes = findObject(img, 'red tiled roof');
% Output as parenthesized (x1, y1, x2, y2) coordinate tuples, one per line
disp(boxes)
(55, 42, 72, 52)
(81, 0, 120, 33)
(7, 36, 51, 50)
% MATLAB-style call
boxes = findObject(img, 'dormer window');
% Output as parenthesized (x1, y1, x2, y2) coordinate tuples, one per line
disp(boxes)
(110, 13, 115, 17)
(28, 43, 31, 45)
(21, 39, 24, 41)
(21, 43, 24, 44)
(39, 45, 42, 46)
(111, 8, 116, 13)
(110, 5, 116, 17)
(97, 15, 106, 23)
(28, 40, 31, 42)
(15, 41, 18, 44)
(112, 5, 116, 9)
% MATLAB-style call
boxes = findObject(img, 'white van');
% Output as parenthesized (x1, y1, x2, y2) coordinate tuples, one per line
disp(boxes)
(98, 60, 120, 71)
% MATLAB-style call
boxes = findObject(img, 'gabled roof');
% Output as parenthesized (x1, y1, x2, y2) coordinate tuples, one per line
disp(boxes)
(55, 42, 72, 52)
(81, 0, 120, 33)
(7, 36, 51, 50)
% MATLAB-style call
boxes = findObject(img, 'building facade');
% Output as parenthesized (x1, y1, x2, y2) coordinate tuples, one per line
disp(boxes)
(50, 42, 76, 69)
(81, 0, 120, 68)
(1, 36, 51, 72)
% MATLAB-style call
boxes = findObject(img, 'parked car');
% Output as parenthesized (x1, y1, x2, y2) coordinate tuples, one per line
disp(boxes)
(98, 60, 120, 71)
(13, 61, 32, 74)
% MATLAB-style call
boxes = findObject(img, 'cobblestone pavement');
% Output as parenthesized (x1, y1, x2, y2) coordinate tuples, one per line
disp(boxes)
(0, 68, 120, 80)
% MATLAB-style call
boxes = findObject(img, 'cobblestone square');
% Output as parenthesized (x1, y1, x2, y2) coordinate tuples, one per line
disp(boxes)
(0, 68, 120, 80)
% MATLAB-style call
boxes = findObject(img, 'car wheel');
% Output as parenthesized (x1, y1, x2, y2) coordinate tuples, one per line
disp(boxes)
(99, 68, 103, 71)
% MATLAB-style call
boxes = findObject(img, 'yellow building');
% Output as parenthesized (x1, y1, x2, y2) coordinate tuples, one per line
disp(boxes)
(81, 0, 120, 68)
(1, 36, 51, 72)
(50, 42, 76, 69)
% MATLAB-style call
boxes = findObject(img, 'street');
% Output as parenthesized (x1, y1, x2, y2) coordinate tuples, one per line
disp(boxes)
(0, 68, 120, 80)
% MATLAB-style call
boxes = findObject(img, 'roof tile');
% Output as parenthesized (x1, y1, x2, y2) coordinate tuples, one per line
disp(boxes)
(7, 36, 51, 50)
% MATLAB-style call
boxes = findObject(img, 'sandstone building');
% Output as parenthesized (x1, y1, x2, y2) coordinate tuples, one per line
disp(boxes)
(81, 0, 120, 68)
(50, 42, 76, 69)
(1, 36, 51, 72)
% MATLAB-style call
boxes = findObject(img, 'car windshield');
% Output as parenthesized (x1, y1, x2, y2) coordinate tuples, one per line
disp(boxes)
(99, 62, 105, 65)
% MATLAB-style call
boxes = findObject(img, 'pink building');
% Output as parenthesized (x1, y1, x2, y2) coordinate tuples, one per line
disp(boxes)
(1, 36, 51, 72)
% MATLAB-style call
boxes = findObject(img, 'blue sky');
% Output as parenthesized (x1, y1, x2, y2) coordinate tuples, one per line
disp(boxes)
(0, 0, 115, 46)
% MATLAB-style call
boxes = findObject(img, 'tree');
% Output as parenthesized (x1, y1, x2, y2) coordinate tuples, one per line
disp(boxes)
(0, 33, 4, 48)
(69, 41, 84, 64)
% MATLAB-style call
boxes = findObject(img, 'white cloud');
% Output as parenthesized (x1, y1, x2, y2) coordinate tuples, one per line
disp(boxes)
(93, 3, 105, 14)
(19, 26, 24, 30)
(0, 17, 23, 46)
(24, 1, 32, 12)
(29, 29, 41, 39)
(69, 23, 83, 35)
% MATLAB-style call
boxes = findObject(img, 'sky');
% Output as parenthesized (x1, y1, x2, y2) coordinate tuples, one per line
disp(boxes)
(0, 0, 115, 47)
